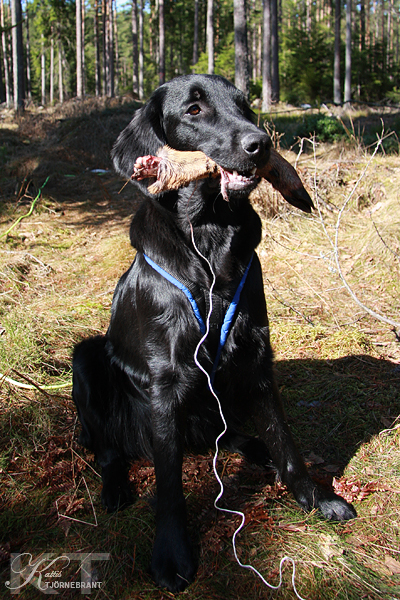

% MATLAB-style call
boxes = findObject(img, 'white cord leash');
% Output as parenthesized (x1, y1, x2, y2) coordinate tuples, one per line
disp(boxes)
(189, 224, 307, 600)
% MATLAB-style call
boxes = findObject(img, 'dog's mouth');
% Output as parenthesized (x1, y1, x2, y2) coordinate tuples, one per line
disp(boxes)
(218, 167, 259, 201)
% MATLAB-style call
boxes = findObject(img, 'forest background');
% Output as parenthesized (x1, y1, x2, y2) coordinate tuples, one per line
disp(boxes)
(2, 0, 400, 113)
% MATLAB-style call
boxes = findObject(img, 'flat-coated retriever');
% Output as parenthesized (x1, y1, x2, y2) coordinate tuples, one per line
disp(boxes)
(72, 74, 356, 593)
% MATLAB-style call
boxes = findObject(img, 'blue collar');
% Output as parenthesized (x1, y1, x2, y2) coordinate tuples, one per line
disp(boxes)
(143, 252, 254, 383)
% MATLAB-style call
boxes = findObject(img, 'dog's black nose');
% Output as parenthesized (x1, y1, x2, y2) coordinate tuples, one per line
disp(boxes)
(241, 132, 270, 161)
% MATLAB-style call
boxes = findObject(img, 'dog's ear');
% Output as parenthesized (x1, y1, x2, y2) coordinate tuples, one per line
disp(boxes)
(111, 87, 167, 184)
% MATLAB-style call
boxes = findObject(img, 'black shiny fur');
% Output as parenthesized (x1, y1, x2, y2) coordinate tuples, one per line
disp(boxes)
(72, 75, 356, 593)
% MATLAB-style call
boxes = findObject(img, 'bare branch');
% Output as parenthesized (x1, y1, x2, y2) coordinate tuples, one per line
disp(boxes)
(308, 127, 400, 331)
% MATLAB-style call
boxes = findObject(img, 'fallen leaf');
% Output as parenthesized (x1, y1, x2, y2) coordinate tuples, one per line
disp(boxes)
(332, 477, 394, 503)
(277, 523, 307, 533)
(347, 534, 378, 547)
(319, 534, 343, 561)
(385, 555, 400, 575)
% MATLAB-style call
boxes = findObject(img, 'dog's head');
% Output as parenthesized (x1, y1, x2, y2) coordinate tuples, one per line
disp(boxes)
(112, 74, 271, 199)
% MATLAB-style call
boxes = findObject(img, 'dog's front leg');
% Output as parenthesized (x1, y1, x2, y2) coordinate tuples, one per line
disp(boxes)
(149, 391, 196, 593)
(255, 378, 357, 521)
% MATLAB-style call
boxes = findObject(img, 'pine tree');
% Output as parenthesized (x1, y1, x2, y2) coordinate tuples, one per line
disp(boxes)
(50, 30, 54, 104)
(193, 0, 199, 68)
(233, 0, 250, 97)
(262, 0, 271, 110)
(334, 0, 341, 104)
(41, 33, 45, 104)
(58, 36, 63, 102)
(159, 0, 165, 84)
(1, 0, 11, 107)
(138, 0, 143, 99)
(94, 0, 101, 96)
(344, 0, 351, 102)
(104, 0, 114, 96)
(207, 0, 214, 73)
(270, 0, 279, 101)
(132, 0, 139, 94)
(76, 0, 83, 97)
(11, 0, 24, 110)
(25, 9, 32, 101)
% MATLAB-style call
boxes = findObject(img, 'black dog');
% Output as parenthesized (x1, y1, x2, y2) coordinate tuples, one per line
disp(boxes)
(72, 74, 356, 593)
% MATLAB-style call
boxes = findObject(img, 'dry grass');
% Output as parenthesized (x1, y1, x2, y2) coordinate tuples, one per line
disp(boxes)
(0, 101, 399, 599)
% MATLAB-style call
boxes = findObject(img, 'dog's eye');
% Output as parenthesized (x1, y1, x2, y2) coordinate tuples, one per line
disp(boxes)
(187, 104, 201, 116)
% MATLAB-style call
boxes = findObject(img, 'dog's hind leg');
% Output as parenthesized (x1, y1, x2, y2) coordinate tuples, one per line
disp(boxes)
(98, 452, 133, 513)
(72, 336, 134, 513)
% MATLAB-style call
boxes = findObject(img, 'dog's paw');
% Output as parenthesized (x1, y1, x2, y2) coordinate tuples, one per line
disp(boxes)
(150, 531, 196, 593)
(295, 485, 356, 521)
(315, 489, 357, 521)
(291, 478, 357, 522)
(101, 481, 133, 513)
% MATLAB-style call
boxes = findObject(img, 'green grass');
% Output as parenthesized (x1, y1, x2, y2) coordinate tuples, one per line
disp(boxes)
(261, 108, 400, 154)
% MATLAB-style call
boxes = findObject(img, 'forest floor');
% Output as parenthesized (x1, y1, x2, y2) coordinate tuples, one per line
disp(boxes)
(0, 98, 399, 599)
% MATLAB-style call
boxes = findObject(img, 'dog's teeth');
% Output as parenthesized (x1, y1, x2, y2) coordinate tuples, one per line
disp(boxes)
(233, 170, 238, 177)
(251, 167, 256, 175)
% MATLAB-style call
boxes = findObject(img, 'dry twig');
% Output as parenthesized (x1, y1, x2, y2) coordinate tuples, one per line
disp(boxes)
(310, 132, 400, 332)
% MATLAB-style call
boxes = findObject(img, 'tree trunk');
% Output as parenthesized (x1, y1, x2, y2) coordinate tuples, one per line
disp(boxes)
(25, 9, 32, 101)
(207, 0, 214, 74)
(0, 55, 3, 104)
(344, 0, 351, 103)
(114, 4, 119, 92)
(132, 0, 139, 95)
(257, 21, 262, 79)
(110, 0, 114, 96)
(360, 0, 365, 52)
(11, 0, 24, 111)
(333, 0, 341, 104)
(76, 0, 83, 97)
(193, 0, 199, 68)
(233, 0, 250, 98)
(41, 34, 46, 105)
(50, 33, 54, 104)
(94, 0, 101, 96)
(1, 0, 11, 107)
(387, 0, 392, 68)
(262, 0, 271, 111)
(270, 0, 279, 102)
(102, 0, 106, 95)
(138, 0, 144, 99)
(306, 0, 312, 32)
(149, 0, 153, 60)
(82, 0, 86, 95)
(104, 0, 114, 97)
(58, 36, 64, 103)
(251, 23, 255, 80)
(158, 0, 165, 85)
